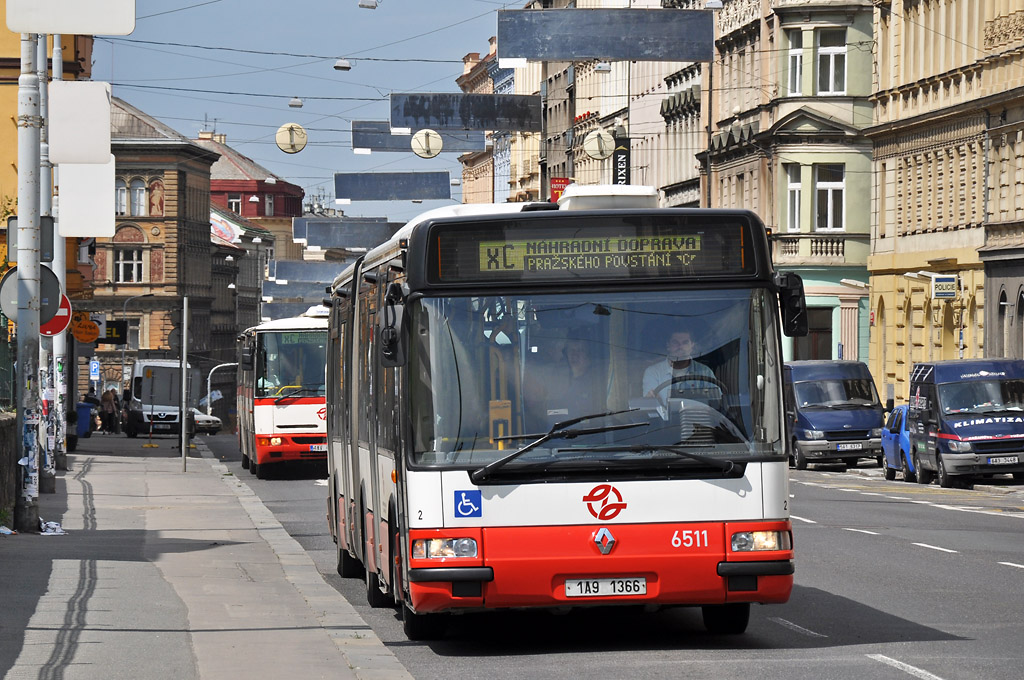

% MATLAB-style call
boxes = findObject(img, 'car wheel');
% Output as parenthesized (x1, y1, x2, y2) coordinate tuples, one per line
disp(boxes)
(876, 455, 884, 468)
(884, 459, 897, 480)
(702, 603, 750, 635)
(1013, 472, 1024, 481)
(793, 445, 808, 471)
(937, 455, 954, 488)
(914, 451, 934, 485)
(901, 451, 916, 483)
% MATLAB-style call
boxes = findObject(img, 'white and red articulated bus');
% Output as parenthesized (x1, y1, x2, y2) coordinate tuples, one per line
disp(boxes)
(324, 185, 808, 640)
(237, 307, 329, 478)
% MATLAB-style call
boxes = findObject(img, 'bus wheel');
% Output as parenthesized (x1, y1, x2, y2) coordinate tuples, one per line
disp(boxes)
(253, 459, 264, 479)
(241, 452, 249, 469)
(402, 603, 448, 641)
(914, 452, 934, 485)
(366, 562, 391, 608)
(901, 452, 916, 483)
(701, 603, 750, 635)
(337, 543, 360, 578)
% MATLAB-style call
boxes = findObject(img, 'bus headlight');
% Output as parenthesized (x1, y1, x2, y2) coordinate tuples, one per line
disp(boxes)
(411, 538, 478, 559)
(731, 530, 792, 552)
(802, 429, 824, 440)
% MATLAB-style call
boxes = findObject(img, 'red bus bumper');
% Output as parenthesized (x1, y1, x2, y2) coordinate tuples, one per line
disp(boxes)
(253, 435, 326, 465)
(406, 520, 793, 614)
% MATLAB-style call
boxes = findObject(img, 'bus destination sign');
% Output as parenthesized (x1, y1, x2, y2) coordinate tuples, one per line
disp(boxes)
(479, 235, 702, 273)
(427, 215, 756, 283)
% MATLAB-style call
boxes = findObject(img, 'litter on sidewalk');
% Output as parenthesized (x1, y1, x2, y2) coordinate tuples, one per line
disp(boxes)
(39, 519, 66, 535)
(0, 525, 16, 535)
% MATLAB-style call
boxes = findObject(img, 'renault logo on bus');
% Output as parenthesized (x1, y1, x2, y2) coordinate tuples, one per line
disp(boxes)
(594, 527, 616, 555)
(583, 484, 626, 520)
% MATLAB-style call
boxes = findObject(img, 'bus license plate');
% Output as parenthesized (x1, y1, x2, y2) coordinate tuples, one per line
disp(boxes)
(988, 455, 1019, 465)
(837, 442, 863, 451)
(564, 577, 646, 597)
(309, 444, 327, 452)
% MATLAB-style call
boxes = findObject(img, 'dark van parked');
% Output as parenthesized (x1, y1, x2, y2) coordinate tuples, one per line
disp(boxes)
(784, 361, 884, 470)
(906, 359, 1024, 488)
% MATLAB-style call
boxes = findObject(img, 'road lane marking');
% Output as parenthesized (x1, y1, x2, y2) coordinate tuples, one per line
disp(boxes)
(860, 492, 885, 497)
(842, 528, 879, 535)
(867, 654, 946, 680)
(770, 617, 827, 638)
(913, 542, 957, 553)
(886, 496, 911, 500)
(999, 561, 1024, 570)
(790, 515, 817, 524)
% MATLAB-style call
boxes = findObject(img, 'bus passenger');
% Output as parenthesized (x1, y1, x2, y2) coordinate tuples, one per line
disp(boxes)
(564, 332, 607, 417)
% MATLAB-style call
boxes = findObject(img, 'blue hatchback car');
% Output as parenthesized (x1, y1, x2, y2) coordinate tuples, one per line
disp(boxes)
(881, 404, 916, 481)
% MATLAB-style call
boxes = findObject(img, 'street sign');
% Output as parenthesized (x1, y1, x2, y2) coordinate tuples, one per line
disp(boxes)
(7, 0, 136, 35)
(40, 294, 72, 337)
(72, 320, 100, 344)
(89, 360, 101, 381)
(0, 265, 62, 324)
(6, 215, 55, 263)
(931, 275, 957, 300)
(98, 319, 127, 345)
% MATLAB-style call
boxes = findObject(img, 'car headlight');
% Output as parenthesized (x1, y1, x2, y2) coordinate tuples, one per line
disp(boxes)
(945, 439, 972, 453)
(802, 429, 824, 440)
(870, 428, 882, 438)
(411, 537, 478, 559)
(731, 530, 792, 552)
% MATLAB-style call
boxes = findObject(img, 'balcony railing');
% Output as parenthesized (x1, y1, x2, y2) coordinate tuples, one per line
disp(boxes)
(771, 233, 868, 266)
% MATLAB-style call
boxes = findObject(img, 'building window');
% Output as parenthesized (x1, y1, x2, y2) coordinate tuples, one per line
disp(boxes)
(227, 193, 241, 213)
(786, 163, 802, 232)
(787, 29, 803, 96)
(115, 180, 128, 216)
(817, 29, 846, 95)
(114, 248, 144, 283)
(265, 194, 274, 217)
(815, 164, 845, 230)
(129, 179, 147, 217)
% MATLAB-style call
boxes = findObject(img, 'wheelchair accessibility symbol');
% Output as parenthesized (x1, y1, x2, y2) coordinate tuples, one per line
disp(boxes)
(454, 490, 482, 518)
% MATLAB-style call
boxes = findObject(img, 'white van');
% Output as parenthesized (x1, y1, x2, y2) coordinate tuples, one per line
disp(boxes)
(125, 358, 199, 438)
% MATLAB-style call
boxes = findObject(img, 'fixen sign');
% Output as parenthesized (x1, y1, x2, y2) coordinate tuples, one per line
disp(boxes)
(613, 137, 630, 185)
(931, 275, 957, 299)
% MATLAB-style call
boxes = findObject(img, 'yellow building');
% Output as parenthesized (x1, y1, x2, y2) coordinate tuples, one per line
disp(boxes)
(867, 2, 1024, 403)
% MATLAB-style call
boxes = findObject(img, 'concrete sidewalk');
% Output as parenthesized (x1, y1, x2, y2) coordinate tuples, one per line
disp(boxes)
(0, 434, 412, 680)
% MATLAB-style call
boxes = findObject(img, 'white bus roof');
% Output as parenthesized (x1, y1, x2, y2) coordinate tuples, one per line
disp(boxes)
(243, 313, 328, 335)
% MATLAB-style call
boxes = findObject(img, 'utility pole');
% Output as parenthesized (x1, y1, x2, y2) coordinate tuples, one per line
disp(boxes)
(51, 33, 68, 472)
(38, 33, 56, 494)
(14, 33, 42, 532)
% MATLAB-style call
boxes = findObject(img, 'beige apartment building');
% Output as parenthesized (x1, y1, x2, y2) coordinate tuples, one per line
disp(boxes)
(867, 1, 1024, 403)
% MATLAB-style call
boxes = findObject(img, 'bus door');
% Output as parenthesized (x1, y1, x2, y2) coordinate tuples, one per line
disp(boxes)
(486, 297, 521, 449)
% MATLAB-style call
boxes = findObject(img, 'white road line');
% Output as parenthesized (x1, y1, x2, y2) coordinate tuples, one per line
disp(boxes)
(913, 542, 957, 554)
(842, 528, 879, 535)
(790, 515, 817, 524)
(999, 561, 1024, 570)
(860, 492, 885, 497)
(770, 617, 827, 638)
(910, 500, 931, 504)
(887, 496, 911, 500)
(837, 488, 857, 492)
(867, 654, 946, 680)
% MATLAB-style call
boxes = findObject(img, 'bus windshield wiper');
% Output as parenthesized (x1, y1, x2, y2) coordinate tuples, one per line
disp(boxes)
(470, 409, 647, 483)
(274, 386, 319, 403)
(574, 444, 742, 474)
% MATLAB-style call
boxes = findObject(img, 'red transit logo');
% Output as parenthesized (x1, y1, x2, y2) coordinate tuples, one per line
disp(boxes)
(317, 407, 327, 421)
(583, 484, 626, 520)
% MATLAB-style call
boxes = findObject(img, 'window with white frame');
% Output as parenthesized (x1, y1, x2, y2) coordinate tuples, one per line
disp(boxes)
(227, 193, 241, 213)
(114, 248, 144, 283)
(129, 179, 147, 217)
(788, 29, 803, 96)
(785, 163, 802, 232)
(815, 164, 845, 231)
(817, 29, 846, 95)
(265, 193, 274, 217)
(115, 180, 128, 216)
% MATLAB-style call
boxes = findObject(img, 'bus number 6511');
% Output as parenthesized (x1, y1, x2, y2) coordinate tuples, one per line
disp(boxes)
(671, 529, 708, 548)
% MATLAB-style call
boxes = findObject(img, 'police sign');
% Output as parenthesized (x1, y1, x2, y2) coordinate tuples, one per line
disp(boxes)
(931, 275, 957, 300)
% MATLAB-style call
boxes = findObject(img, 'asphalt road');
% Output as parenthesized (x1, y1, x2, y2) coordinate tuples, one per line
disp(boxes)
(204, 434, 1024, 680)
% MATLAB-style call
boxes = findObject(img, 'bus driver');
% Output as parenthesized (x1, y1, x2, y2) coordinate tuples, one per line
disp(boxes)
(642, 325, 719, 404)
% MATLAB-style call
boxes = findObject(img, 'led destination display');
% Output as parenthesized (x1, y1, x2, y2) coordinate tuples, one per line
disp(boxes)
(479, 236, 702, 273)
(426, 215, 758, 283)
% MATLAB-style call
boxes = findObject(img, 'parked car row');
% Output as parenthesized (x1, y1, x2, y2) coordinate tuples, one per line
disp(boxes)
(790, 358, 1024, 489)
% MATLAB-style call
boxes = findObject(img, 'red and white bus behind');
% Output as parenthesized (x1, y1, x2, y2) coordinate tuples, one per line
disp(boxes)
(324, 186, 807, 639)
(237, 307, 329, 478)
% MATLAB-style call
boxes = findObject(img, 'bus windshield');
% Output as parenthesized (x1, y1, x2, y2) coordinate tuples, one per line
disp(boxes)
(408, 288, 784, 472)
(256, 330, 328, 398)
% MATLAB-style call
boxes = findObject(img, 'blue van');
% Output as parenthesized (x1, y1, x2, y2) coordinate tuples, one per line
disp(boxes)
(906, 359, 1024, 487)
(784, 361, 884, 470)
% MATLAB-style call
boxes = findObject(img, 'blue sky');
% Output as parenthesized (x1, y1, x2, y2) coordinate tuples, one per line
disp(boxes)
(91, 0, 506, 222)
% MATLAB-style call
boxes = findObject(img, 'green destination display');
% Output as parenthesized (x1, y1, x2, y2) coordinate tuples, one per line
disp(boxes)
(427, 215, 756, 283)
